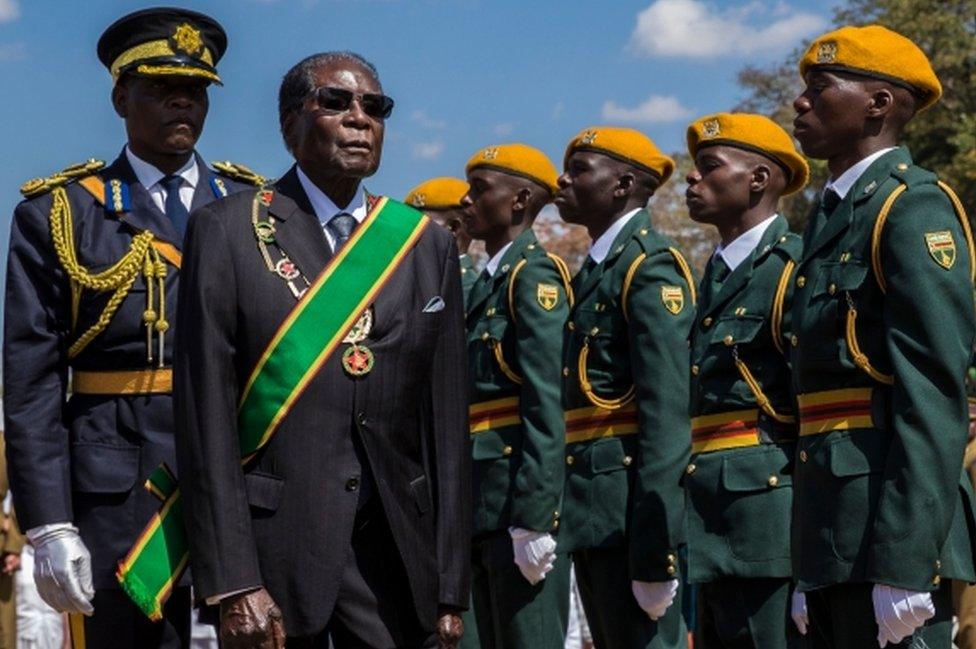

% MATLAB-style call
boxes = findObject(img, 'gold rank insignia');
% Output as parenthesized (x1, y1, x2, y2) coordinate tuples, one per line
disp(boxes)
(661, 285, 684, 314)
(581, 130, 597, 145)
(171, 23, 204, 57)
(925, 231, 956, 269)
(482, 147, 499, 160)
(817, 41, 838, 64)
(537, 283, 559, 311)
(701, 119, 720, 138)
(411, 193, 426, 208)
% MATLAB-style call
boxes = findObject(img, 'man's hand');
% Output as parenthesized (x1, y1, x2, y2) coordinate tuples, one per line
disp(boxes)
(2, 553, 21, 575)
(436, 607, 464, 649)
(872, 584, 935, 647)
(631, 579, 678, 621)
(791, 590, 809, 635)
(219, 588, 285, 649)
(509, 527, 556, 585)
(27, 523, 94, 615)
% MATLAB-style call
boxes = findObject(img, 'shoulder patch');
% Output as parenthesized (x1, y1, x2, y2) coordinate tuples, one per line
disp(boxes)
(211, 161, 267, 187)
(661, 285, 684, 315)
(20, 159, 105, 198)
(537, 283, 559, 310)
(925, 230, 956, 270)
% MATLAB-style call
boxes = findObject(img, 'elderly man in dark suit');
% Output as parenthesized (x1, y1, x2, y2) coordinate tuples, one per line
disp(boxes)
(174, 51, 471, 648)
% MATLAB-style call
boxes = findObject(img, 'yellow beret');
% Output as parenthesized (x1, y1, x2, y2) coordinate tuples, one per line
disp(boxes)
(564, 126, 674, 184)
(800, 25, 941, 112)
(465, 143, 559, 196)
(404, 177, 469, 210)
(687, 113, 809, 196)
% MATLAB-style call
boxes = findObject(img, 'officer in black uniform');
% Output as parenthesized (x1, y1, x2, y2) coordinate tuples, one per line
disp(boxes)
(3, 8, 260, 648)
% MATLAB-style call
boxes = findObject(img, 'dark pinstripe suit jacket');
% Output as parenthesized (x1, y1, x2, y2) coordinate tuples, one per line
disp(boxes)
(174, 166, 471, 637)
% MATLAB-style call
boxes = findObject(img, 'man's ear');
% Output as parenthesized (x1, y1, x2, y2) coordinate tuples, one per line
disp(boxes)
(511, 186, 532, 213)
(281, 111, 299, 154)
(615, 172, 636, 198)
(111, 82, 128, 119)
(750, 164, 772, 193)
(866, 87, 895, 119)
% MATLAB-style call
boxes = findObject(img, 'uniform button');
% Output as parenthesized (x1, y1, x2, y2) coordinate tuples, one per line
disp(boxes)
(590, 327, 600, 336)
(702, 317, 713, 328)
(345, 477, 359, 491)
(800, 450, 808, 463)
(481, 331, 490, 341)
(897, 163, 909, 171)
(562, 367, 570, 377)
(487, 307, 496, 316)
(527, 244, 536, 250)
(667, 553, 676, 563)
(936, 560, 942, 570)
(666, 565, 676, 576)
(686, 463, 697, 475)
(723, 334, 734, 346)
(357, 411, 367, 426)
(791, 334, 798, 347)
(640, 228, 649, 235)
(796, 276, 806, 288)
(552, 519, 560, 530)
(767, 475, 779, 487)
(691, 364, 700, 376)
(568, 322, 576, 331)
(933, 575, 941, 586)
(828, 283, 837, 295)
(566, 455, 575, 466)
(554, 510, 560, 518)
(622, 456, 633, 467)
(779, 236, 787, 243)
(502, 445, 513, 457)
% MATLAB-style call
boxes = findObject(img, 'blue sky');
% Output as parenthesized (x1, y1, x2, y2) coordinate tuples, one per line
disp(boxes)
(0, 0, 835, 290)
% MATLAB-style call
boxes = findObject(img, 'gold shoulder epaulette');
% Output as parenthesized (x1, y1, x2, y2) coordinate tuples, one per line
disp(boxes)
(212, 161, 267, 187)
(20, 159, 106, 198)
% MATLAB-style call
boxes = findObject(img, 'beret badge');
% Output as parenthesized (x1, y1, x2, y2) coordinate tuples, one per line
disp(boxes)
(411, 193, 426, 208)
(581, 130, 598, 145)
(482, 147, 499, 161)
(171, 23, 205, 57)
(701, 119, 721, 138)
(816, 41, 838, 64)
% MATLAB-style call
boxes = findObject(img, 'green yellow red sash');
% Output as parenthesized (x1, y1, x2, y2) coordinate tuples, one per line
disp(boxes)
(117, 196, 428, 620)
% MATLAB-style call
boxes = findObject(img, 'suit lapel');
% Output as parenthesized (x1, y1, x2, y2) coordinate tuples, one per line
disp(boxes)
(190, 153, 219, 215)
(267, 166, 333, 281)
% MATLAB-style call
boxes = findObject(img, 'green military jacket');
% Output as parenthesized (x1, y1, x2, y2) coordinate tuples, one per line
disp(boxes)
(790, 147, 976, 593)
(686, 215, 801, 583)
(460, 253, 478, 308)
(561, 209, 694, 582)
(467, 229, 571, 536)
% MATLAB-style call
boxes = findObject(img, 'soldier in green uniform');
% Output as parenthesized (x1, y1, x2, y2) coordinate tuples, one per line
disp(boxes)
(683, 112, 809, 647)
(406, 177, 478, 305)
(554, 126, 695, 649)
(789, 25, 976, 648)
(459, 143, 574, 648)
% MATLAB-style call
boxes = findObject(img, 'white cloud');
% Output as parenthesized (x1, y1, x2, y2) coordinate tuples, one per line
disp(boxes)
(411, 110, 447, 130)
(492, 122, 516, 137)
(601, 94, 693, 124)
(0, 0, 19, 23)
(552, 101, 565, 120)
(0, 41, 25, 61)
(413, 141, 444, 160)
(628, 0, 826, 58)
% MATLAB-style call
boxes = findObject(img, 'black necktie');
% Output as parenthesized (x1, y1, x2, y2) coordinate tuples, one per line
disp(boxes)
(821, 188, 842, 216)
(467, 269, 492, 310)
(160, 175, 189, 239)
(327, 212, 357, 251)
(708, 254, 730, 301)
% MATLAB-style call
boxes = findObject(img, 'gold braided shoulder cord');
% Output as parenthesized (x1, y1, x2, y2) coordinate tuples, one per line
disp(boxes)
(731, 346, 795, 424)
(769, 259, 796, 357)
(48, 186, 164, 361)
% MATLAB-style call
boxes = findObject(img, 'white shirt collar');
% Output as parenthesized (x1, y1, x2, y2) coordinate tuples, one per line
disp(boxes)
(715, 213, 779, 272)
(825, 147, 897, 200)
(588, 207, 642, 264)
(485, 242, 514, 277)
(125, 146, 198, 191)
(296, 165, 367, 226)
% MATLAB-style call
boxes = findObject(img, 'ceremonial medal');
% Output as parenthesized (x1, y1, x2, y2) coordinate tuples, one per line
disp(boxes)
(342, 344, 375, 376)
(342, 307, 373, 343)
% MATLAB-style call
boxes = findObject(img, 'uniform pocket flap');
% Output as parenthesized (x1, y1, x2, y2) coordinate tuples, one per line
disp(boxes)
(244, 471, 285, 511)
(828, 433, 888, 477)
(721, 447, 793, 492)
(472, 430, 518, 461)
(816, 261, 869, 295)
(712, 315, 765, 346)
(71, 442, 140, 493)
(591, 437, 628, 474)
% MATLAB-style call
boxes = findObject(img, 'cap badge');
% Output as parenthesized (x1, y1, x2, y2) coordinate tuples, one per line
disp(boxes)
(171, 23, 205, 57)
(702, 119, 720, 138)
(482, 147, 499, 161)
(581, 130, 598, 145)
(411, 193, 426, 208)
(816, 41, 837, 64)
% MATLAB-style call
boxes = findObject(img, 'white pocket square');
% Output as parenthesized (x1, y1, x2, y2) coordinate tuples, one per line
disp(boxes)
(422, 296, 445, 313)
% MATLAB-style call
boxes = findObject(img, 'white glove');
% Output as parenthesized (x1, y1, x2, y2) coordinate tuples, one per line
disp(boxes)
(872, 584, 935, 647)
(509, 527, 556, 585)
(631, 579, 678, 621)
(28, 523, 94, 615)
(791, 590, 809, 635)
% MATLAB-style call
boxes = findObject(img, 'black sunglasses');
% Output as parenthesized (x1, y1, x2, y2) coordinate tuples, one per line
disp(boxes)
(312, 86, 395, 120)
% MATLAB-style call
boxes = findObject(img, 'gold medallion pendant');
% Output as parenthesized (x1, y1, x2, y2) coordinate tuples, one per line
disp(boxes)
(342, 345, 374, 376)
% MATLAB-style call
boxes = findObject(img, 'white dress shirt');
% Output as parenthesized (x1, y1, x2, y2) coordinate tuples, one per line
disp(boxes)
(824, 147, 897, 200)
(485, 242, 514, 277)
(296, 165, 367, 252)
(588, 208, 642, 264)
(125, 146, 198, 213)
(715, 213, 779, 272)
